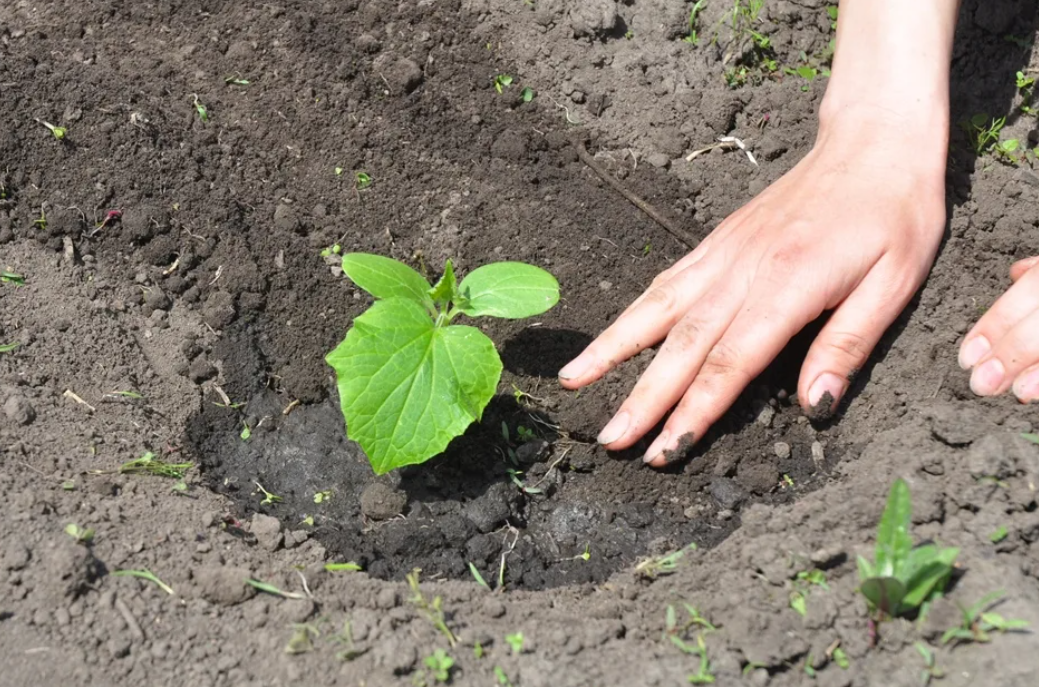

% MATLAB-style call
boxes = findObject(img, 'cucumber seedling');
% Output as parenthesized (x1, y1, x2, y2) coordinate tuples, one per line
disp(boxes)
(493, 73, 513, 94)
(326, 253, 559, 474)
(857, 479, 959, 627)
(36, 118, 67, 140)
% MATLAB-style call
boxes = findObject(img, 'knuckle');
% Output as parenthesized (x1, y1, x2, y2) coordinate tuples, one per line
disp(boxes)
(661, 318, 703, 355)
(701, 340, 744, 378)
(643, 282, 677, 312)
(821, 329, 873, 364)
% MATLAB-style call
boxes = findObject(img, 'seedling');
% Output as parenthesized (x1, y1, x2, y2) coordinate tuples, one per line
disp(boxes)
(790, 568, 830, 617)
(301, 515, 315, 526)
(326, 254, 559, 474)
(241, 423, 252, 441)
(285, 623, 319, 654)
(784, 65, 819, 91)
(335, 166, 344, 176)
(831, 646, 850, 669)
(116, 452, 193, 479)
(36, 119, 67, 140)
(330, 620, 367, 661)
(521, 87, 535, 103)
(990, 526, 1009, 543)
(994, 137, 1021, 164)
(191, 94, 209, 122)
(62, 480, 75, 491)
(576, 543, 591, 561)
(915, 642, 944, 685)
(468, 562, 492, 590)
(424, 649, 454, 683)
(1, 270, 25, 285)
(857, 479, 959, 621)
(0, 343, 19, 354)
(494, 666, 515, 687)
(684, 634, 716, 684)
(246, 578, 305, 599)
(506, 468, 544, 495)
(682, 0, 707, 45)
(826, 5, 838, 29)
(321, 244, 342, 258)
(1017, 70, 1035, 94)
(516, 425, 536, 442)
(110, 568, 175, 595)
(407, 569, 458, 646)
(324, 562, 363, 572)
(254, 481, 283, 505)
(505, 632, 524, 655)
(493, 74, 514, 94)
(32, 209, 46, 231)
(941, 590, 1029, 645)
(171, 481, 188, 494)
(224, 75, 251, 85)
(65, 523, 94, 544)
(355, 171, 372, 190)
(964, 114, 1006, 155)
(635, 543, 697, 579)
(665, 603, 717, 638)
(313, 490, 332, 504)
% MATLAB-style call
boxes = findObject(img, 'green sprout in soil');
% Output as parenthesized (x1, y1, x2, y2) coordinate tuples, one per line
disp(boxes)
(313, 490, 332, 504)
(110, 568, 175, 595)
(493, 74, 514, 94)
(33, 209, 47, 231)
(494, 666, 515, 687)
(826, 5, 839, 29)
(171, 481, 188, 494)
(192, 94, 209, 122)
(789, 568, 829, 617)
(521, 87, 535, 103)
(635, 543, 698, 579)
(324, 561, 363, 572)
(285, 623, 319, 654)
(321, 244, 342, 258)
(423, 649, 455, 683)
(326, 253, 559, 474)
(246, 578, 305, 599)
(505, 632, 524, 655)
(990, 525, 1009, 543)
(331, 619, 368, 661)
(407, 568, 458, 647)
(915, 642, 944, 685)
(994, 137, 1021, 164)
(675, 633, 715, 684)
(117, 452, 193, 479)
(355, 171, 372, 190)
(0, 342, 19, 354)
(1017, 70, 1035, 95)
(857, 479, 959, 626)
(682, 0, 707, 44)
(254, 480, 283, 505)
(964, 114, 1006, 155)
(1, 270, 25, 285)
(62, 480, 75, 491)
(224, 75, 251, 85)
(241, 422, 252, 441)
(665, 603, 717, 639)
(832, 645, 850, 669)
(941, 590, 1029, 646)
(65, 523, 94, 544)
(468, 562, 492, 591)
(36, 119, 67, 140)
(335, 166, 344, 176)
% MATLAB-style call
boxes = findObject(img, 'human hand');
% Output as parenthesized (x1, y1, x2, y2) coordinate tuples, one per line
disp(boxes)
(959, 255, 1039, 402)
(559, 119, 948, 467)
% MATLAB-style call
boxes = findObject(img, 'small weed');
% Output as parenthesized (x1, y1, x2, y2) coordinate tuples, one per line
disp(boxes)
(324, 562, 363, 572)
(832, 646, 850, 669)
(254, 481, 283, 506)
(224, 75, 251, 85)
(110, 568, 175, 595)
(191, 94, 209, 122)
(521, 87, 535, 103)
(473, 642, 484, 659)
(321, 244, 342, 258)
(65, 523, 94, 544)
(682, 0, 707, 45)
(665, 603, 717, 639)
(682, 634, 716, 684)
(857, 479, 959, 622)
(32, 208, 47, 231)
(505, 631, 524, 655)
(355, 171, 372, 190)
(494, 666, 515, 687)
(301, 515, 315, 526)
(826, 5, 838, 29)
(407, 568, 458, 646)
(624, 29, 634, 39)
(964, 114, 1006, 155)
(285, 623, 319, 654)
(424, 649, 454, 683)
(994, 138, 1021, 164)
(117, 452, 193, 479)
(493, 74, 514, 94)
(246, 578, 305, 599)
(468, 562, 492, 591)
(1017, 70, 1035, 94)
(636, 543, 698, 579)
(330, 619, 368, 661)
(36, 119, 67, 140)
(990, 525, 1009, 543)
(62, 480, 75, 491)
(516, 425, 535, 442)
(941, 590, 1029, 645)
(0, 342, 20, 353)
(241, 422, 252, 441)
(1, 270, 25, 285)
(915, 642, 944, 685)
(313, 490, 332, 504)
(171, 481, 188, 494)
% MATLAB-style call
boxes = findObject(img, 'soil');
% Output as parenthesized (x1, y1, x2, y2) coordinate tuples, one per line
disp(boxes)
(3, 1, 1039, 686)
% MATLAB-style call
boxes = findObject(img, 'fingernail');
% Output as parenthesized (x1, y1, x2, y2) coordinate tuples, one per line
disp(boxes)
(559, 353, 591, 380)
(643, 431, 671, 463)
(807, 372, 846, 409)
(1013, 369, 1039, 402)
(959, 336, 991, 369)
(970, 358, 1005, 396)
(597, 412, 630, 445)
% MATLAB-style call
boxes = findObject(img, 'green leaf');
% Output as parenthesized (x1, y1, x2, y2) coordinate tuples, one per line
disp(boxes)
(900, 548, 958, 611)
(521, 87, 535, 102)
(469, 562, 491, 590)
(875, 479, 912, 578)
(341, 253, 432, 304)
(0, 342, 19, 353)
(430, 259, 459, 306)
(458, 262, 559, 319)
(860, 576, 906, 616)
(326, 298, 502, 474)
(857, 554, 875, 581)
(789, 591, 807, 617)
(324, 562, 362, 572)
(1021, 432, 1039, 444)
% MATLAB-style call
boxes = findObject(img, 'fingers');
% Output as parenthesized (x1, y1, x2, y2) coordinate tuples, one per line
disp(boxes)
(596, 283, 745, 451)
(643, 280, 825, 467)
(558, 254, 724, 389)
(960, 267, 1039, 369)
(797, 263, 919, 418)
(969, 307, 1039, 399)
(1010, 255, 1039, 283)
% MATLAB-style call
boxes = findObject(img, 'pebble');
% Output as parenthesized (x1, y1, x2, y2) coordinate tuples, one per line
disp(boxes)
(773, 442, 791, 459)
(811, 441, 825, 466)
(3, 395, 36, 425)
(709, 477, 747, 509)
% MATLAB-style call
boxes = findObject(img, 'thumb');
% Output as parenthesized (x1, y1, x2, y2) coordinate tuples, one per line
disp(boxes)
(797, 267, 916, 420)
(1010, 255, 1039, 283)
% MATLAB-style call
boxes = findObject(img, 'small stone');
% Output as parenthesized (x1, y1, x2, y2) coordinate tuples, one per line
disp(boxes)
(756, 404, 775, 427)
(598, 280, 613, 291)
(773, 442, 791, 459)
(144, 288, 171, 311)
(515, 439, 549, 465)
(967, 434, 1013, 479)
(251, 514, 283, 552)
(646, 153, 670, 169)
(569, 0, 618, 37)
(709, 477, 747, 509)
(273, 203, 299, 233)
(4, 395, 36, 425)
(811, 441, 825, 466)
(284, 530, 309, 549)
(465, 482, 514, 533)
(360, 483, 408, 521)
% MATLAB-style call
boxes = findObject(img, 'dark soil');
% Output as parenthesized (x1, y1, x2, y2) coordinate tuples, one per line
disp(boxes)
(3, 1, 1039, 686)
